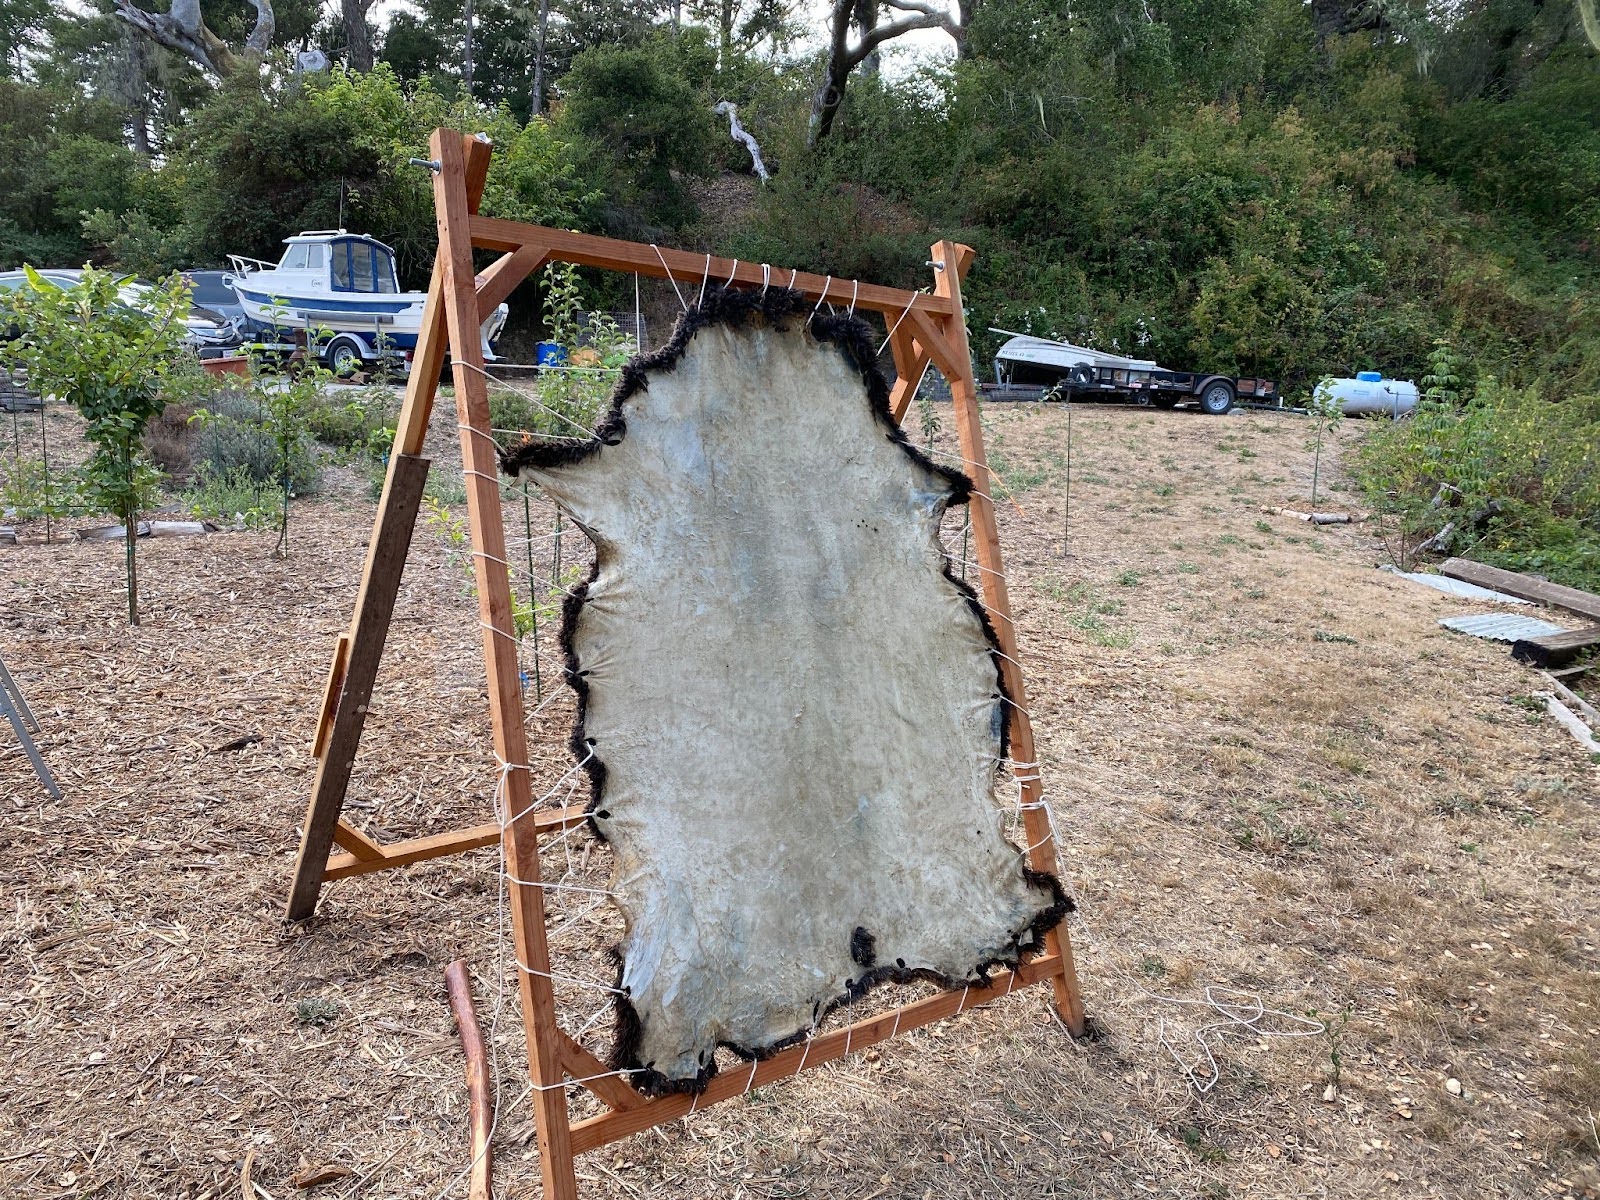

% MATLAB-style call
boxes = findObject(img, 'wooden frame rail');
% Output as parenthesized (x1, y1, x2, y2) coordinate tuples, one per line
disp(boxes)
(286, 128, 1088, 1200)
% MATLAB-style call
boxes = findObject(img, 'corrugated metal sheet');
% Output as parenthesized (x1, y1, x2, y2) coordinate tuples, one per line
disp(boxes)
(1382, 567, 1530, 604)
(1439, 614, 1567, 642)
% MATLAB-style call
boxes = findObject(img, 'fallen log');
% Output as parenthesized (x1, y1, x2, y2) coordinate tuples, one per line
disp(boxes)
(444, 959, 493, 1200)
(1440, 559, 1600, 622)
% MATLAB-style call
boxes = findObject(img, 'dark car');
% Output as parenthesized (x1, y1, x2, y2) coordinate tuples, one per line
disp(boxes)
(182, 269, 245, 325)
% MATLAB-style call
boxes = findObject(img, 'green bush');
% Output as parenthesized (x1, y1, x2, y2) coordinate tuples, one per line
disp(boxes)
(193, 388, 319, 494)
(305, 387, 396, 452)
(184, 464, 279, 530)
(1356, 380, 1600, 589)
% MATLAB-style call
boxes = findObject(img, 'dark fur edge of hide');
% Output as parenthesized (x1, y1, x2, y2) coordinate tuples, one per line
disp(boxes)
(507, 285, 1068, 1095)
(619, 872, 1077, 1099)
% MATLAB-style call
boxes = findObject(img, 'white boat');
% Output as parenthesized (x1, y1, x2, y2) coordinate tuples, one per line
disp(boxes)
(224, 230, 509, 375)
(991, 329, 1158, 387)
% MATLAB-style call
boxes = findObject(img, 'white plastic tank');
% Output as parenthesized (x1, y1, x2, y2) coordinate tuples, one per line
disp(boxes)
(1317, 371, 1419, 417)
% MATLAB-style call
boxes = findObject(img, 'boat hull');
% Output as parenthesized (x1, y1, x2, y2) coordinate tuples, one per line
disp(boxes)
(226, 278, 506, 360)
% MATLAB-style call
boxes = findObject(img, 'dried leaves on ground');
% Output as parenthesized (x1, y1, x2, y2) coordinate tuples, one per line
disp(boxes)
(2, 401, 1597, 1200)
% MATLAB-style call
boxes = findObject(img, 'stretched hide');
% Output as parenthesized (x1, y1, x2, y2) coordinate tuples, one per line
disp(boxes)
(502, 288, 1067, 1094)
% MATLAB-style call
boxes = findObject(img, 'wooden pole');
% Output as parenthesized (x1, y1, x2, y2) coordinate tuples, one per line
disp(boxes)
(929, 238, 1087, 1036)
(444, 960, 493, 1200)
(285, 136, 493, 921)
(286, 453, 431, 921)
(431, 128, 579, 1200)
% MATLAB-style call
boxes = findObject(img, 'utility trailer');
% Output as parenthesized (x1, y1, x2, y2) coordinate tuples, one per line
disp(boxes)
(987, 330, 1279, 415)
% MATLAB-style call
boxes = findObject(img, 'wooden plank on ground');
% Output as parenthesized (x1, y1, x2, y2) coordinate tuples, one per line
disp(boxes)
(1440, 559, 1600, 622)
(1512, 626, 1600, 669)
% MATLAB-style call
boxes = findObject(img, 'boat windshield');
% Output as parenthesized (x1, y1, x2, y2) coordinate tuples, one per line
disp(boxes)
(329, 238, 399, 294)
(278, 243, 328, 271)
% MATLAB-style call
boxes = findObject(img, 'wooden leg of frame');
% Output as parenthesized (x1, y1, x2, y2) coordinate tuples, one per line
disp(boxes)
(928, 239, 1088, 1036)
(285, 453, 432, 922)
(433, 129, 580, 1200)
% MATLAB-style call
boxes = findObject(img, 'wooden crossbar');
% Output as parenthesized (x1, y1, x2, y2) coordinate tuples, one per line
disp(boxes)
(286, 128, 1087, 1200)
(465, 215, 954, 318)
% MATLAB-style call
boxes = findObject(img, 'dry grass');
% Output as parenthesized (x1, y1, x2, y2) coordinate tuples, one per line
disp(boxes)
(2, 397, 1597, 1200)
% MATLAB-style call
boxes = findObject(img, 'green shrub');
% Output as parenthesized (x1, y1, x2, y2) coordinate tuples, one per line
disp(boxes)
(305, 387, 396, 452)
(1357, 380, 1600, 587)
(184, 464, 279, 530)
(192, 388, 319, 494)
(0, 455, 87, 520)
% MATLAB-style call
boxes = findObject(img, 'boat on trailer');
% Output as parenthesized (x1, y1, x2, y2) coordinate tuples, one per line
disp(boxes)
(988, 329, 1277, 415)
(224, 230, 509, 376)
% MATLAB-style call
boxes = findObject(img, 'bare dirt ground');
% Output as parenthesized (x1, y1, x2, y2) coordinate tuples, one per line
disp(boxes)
(2, 396, 1597, 1200)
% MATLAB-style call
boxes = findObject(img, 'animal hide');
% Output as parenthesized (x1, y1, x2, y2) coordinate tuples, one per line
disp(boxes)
(502, 288, 1067, 1094)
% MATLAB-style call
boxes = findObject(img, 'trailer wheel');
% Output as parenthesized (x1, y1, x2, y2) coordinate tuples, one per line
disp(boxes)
(1197, 379, 1235, 415)
(325, 336, 365, 378)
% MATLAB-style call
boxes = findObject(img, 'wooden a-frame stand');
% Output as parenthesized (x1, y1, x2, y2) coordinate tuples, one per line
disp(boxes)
(288, 129, 1087, 1198)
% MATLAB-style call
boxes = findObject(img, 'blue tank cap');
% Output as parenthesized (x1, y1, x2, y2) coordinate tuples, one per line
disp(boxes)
(1356, 371, 1382, 383)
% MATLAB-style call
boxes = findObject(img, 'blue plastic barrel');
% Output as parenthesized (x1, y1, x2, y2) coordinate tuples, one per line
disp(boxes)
(536, 341, 567, 367)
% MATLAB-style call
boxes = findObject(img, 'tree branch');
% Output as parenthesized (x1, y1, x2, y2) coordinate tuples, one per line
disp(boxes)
(713, 101, 770, 182)
(847, 10, 947, 67)
(113, 0, 274, 78)
(243, 0, 275, 56)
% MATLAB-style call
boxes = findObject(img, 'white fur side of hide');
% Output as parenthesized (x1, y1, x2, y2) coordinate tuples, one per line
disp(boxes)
(516, 320, 1057, 1083)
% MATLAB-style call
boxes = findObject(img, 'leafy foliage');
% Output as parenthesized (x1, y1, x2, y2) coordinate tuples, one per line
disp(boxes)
(1357, 380, 1600, 589)
(0, 266, 195, 622)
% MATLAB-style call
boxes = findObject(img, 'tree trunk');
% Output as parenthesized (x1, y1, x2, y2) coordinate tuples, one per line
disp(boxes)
(809, 54, 852, 145)
(720, 0, 734, 69)
(854, 0, 880, 77)
(130, 105, 152, 157)
(342, 0, 373, 71)
(531, 0, 550, 114)
(809, 0, 855, 145)
(463, 0, 474, 97)
(124, 503, 140, 626)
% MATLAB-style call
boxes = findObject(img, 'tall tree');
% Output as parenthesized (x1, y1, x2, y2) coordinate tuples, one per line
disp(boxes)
(531, 0, 550, 113)
(809, 0, 972, 144)
(0, 0, 50, 77)
(342, 0, 374, 70)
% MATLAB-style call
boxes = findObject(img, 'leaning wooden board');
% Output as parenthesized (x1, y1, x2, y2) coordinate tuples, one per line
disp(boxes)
(1440, 559, 1600, 623)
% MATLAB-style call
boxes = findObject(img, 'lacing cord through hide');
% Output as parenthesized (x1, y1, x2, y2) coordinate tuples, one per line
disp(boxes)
(809, 276, 832, 324)
(428, 749, 638, 1200)
(449, 365, 597, 441)
(697, 253, 713, 307)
